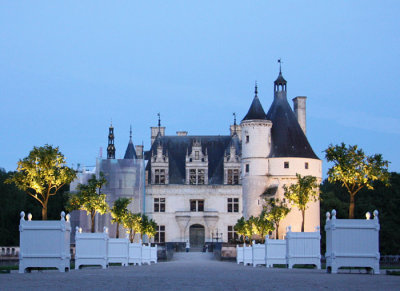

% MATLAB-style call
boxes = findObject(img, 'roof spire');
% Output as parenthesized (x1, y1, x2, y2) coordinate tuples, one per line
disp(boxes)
(233, 112, 237, 135)
(129, 125, 132, 140)
(278, 58, 282, 74)
(255, 81, 258, 97)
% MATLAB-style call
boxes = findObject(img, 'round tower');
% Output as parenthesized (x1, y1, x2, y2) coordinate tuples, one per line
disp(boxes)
(240, 84, 272, 219)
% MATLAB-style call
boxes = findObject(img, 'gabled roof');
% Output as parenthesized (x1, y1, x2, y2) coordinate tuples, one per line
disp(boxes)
(266, 92, 319, 159)
(124, 139, 137, 159)
(146, 135, 241, 184)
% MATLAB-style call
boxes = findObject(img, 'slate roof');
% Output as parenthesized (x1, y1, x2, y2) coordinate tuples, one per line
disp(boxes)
(242, 95, 267, 121)
(124, 139, 137, 159)
(266, 92, 319, 159)
(146, 135, 241, 185)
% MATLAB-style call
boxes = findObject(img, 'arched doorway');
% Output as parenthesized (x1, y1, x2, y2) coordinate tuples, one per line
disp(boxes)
(189, 224, 205, 248)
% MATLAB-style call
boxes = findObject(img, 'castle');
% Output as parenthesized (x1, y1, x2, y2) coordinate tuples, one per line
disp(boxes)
(70, 69, 322, 247)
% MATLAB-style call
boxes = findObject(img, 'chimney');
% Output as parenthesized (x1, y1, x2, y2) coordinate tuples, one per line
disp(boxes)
(151, 126, 165, 145)
(292, 96, 307, 135)
(135, 145, 144, 159)
(176, 131, 188, 136)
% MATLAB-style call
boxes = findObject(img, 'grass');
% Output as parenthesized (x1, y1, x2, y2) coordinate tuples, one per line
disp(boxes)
(386, 270, 400, 276)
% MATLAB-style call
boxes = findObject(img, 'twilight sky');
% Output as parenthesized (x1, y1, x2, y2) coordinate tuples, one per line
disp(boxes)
(1, 1, 399, 175)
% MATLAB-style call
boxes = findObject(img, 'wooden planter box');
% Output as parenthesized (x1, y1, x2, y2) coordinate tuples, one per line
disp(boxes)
(108, 238, 129, 266)
(128, 242, 142, 265)
(286, 226, 321, 269)
(75, 227, 109, 269)
(252, 242, 265, 267)
(19, 212, 71, 273)
(265, 236, 286, 268)
(325, 210, 380, 274)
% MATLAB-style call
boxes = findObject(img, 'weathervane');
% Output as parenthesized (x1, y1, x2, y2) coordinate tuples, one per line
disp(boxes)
(278, 58, 283, 73)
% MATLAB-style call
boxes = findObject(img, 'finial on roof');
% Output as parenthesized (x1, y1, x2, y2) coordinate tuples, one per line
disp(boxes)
(158, 112, 161, 128)
(110, 118, 113, 128)
(129, 125, 132, 140)
(255, 81, 258, 97)
(278, 58, 282, 74)
(233, 112, 237, 135)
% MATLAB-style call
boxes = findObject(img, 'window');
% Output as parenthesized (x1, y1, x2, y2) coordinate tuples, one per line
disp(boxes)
(245, 164, 249, 173)
(284, 162, 289, 169)
(305, 162, 309, 169)
(154, 198, 165, 212)
(155, 225, 165, 243)
(227, 169, 239, 185)
(189, 169, 205, 185)
(190, 199, 204, 212)
(154, 169, 166, 184)
(227, 198, 239, 212)
(227, 226, 238, 242)
(246, 135, 249, 143)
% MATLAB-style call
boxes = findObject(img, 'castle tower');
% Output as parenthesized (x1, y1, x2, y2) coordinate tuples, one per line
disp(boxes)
(107, 123, 116, 159)
(240, 83, 272, 219)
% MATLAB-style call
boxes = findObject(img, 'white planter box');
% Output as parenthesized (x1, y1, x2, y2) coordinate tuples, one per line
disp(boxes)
(236, 245, 243, 264)
(325, 210, 380, 274)
(75, 227, 109, 269)
(150, 245, 158, 264)
(286, 226, 321, 269)
(108, 238, 129, 266)
(252, 242, 265, 267)
(243, 244, 252, 266)
(265, 236, 286, 268)
(141, 244, 151, 265)
(128, 242, 142, 265)
(19, 212, 71, 273)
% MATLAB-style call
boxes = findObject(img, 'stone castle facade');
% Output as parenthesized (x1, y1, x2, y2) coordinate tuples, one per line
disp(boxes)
(71, 70, 322, 247)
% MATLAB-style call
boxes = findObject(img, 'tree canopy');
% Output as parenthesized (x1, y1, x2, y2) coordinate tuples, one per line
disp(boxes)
(66, 173, 109, 232)
(284, 174, 319, 232)
(110, 197, 131, 238)
(6, 145, 76, 220)
(122, 211, 142, 242)
(324, 143, 390, 218)
(264, 198, 290, 239)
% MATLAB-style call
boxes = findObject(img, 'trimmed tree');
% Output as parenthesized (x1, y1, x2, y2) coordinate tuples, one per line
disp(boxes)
(122, 211, 142, 243)
(234, 217, 247, 242)
(140, 214, 157, 242)
(251, 212, 274, 243)
(284, 174, 319, 232)
(6, 145, 76, 220)
(110, 197, 131, 238)
(66, 173, 109, 232)
(325, 143, 390, 218)
(264, 198, 290, 239)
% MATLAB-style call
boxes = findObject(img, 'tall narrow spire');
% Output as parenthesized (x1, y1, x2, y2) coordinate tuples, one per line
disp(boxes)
(107, 123, 115, 159)
(255, 81, 258, 97)
(129, 125, 132, 140)
(233, 112, 237, 135)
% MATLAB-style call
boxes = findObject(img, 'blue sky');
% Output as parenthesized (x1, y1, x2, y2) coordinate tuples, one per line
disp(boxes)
(1, 1, 399, 175)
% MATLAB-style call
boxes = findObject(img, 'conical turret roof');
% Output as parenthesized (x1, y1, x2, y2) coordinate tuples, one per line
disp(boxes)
(242, 84, 267, 121)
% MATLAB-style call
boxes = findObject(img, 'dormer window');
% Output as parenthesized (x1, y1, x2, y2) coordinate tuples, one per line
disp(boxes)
(151, 143, 169, 184)
(154, 169, 166, 184)
(227, 169, 239, 185)
(185, 140, 208, 185)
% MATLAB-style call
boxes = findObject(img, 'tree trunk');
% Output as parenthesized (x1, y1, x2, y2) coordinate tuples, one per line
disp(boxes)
(116, 222, 120, 238)
(275, 222, 279, 239)
(301, 210, 305, 232)
(91, 210, 95, 233)
(42, 205, 48, 220)
(349, 194, 355, 219)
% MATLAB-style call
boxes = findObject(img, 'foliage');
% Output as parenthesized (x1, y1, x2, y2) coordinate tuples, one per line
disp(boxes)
(110, 197, 131, 238)
(234, 217, 247, 241)
(0, 168, 70, 245)
(284, 174, 319, 232)
(140, 214, 157, 240)
(320, 173, 400, 255)
(122, 211, 142, 243)
(66, 173, 109, 233)
(5, 145, 76, 220)
(264, 198, 290, 239)
(250, 212, 274, 243)
(325, 143, 390, 218)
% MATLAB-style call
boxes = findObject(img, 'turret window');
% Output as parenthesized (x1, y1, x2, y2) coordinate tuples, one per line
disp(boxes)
(246, 135, 249, 143)
(305, 162, 309, 169)
(284, 162, 289, 169)
(245, 164, 250, 173)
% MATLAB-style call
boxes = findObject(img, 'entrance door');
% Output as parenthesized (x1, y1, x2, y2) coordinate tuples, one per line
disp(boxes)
(189, 224, 205, 248)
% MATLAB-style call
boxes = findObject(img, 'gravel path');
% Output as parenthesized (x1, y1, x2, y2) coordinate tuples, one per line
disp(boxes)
(1, 252, 399, 290)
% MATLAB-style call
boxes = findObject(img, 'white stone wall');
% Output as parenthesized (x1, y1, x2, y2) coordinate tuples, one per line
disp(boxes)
(146, 184, 242, 242)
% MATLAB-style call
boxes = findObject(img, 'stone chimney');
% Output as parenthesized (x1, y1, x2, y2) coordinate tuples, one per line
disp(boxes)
(292, 96, 307, 135)
(135, 145, 144, 159)
(151, 127, 165, 145)
(176, 131, 188, 136)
